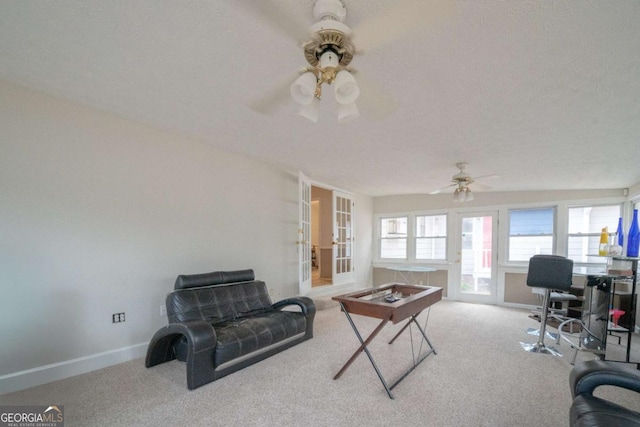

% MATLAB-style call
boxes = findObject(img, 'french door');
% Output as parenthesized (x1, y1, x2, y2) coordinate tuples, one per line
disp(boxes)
(298, 173, 312, 294)
(298, 175, 354, 293)
(332, 191, 354, 286)
(453, 211, 498, 304)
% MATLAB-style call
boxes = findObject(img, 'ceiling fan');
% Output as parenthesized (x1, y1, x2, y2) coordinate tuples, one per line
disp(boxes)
(429, 162, 499, 202)
(244, 0, 454, 122)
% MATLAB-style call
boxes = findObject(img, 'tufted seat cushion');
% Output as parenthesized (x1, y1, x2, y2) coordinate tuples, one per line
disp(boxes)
(214, 311, 307, 367)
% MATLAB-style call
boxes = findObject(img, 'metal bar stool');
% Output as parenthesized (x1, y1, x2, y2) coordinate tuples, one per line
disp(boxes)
(520, 254, 574, 356)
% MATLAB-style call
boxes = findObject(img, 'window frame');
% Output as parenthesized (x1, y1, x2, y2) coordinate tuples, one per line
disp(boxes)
(566, 203, 623, 264)
(377, 215, 409, 260)
(507, 206, 556, 263)
(375, 212, 449, 262)
(414, 213, 448, 261)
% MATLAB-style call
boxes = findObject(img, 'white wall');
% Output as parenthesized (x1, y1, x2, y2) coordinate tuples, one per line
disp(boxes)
(0, 80, 373, 392)
(354, 192, 374, 288)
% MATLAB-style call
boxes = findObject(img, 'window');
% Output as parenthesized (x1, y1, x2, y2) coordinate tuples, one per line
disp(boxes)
(415, 214, 447, 260)
(567, 205, 621, 263)
(379, 216, 407, 259)
(508, 207, 555, 261)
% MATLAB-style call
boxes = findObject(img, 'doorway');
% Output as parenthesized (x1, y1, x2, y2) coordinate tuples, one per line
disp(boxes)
(311, 186, 333, 287)
(453, 211, 498, 304)
(298, 175, 355, 294)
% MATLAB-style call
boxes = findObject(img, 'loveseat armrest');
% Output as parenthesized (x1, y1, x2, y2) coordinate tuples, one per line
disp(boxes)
(272, 296, 316, 339)
(145, 320, 218, 390)
(272, 296, 316, 316)
(570, 360, 640, 398)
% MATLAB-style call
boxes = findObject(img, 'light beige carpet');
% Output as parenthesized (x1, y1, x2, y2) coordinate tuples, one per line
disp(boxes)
(2, 300, 639, 426)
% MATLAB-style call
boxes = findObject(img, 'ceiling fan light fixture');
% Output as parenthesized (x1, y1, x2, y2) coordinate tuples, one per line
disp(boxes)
(334, 70, 360, 104)
(298, 97, 320, 122)
(464, 187, 474, 202)
(290, 72, 318, 105)
(318, 50, 340, 69)
(337, 101, 359, 123)
(452, 185, 473, 202)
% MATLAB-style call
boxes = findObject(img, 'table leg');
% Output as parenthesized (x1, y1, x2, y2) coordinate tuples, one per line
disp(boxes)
(333, 303, 395, 398)
(388, 315, 436, 390)
(334, 303, 439, 399)
(388, 311, 422, 344)
(388, 312, 436, 354)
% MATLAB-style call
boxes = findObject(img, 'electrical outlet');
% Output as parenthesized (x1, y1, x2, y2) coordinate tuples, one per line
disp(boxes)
(160, 305, 167, 316)
(112, 312, 125, 323)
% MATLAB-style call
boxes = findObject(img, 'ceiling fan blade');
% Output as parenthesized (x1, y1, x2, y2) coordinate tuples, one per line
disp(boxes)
(249, 69, 304, 114)
(470, 182, 493, 192)
(351, 0, 455, 53)
(472, 174, 500, 182)
(237, 0, 309, 44)
(353, 70, 397, 120)
(428, 183, 456, 195)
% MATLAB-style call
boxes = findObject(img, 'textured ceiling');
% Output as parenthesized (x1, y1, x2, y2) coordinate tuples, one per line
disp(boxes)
(1, 0, 639, 197)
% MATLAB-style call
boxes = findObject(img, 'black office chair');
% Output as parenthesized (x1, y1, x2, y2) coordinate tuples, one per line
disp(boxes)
(520, 254, 574, 356)
(570, 360, 640, 426)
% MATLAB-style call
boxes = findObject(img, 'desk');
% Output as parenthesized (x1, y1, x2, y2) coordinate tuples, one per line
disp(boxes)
(332, 284, 442, 399)
(385, 265, 436, 285)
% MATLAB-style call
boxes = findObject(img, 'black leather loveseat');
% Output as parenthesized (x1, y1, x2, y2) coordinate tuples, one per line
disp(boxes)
(145, 269, 315, 390)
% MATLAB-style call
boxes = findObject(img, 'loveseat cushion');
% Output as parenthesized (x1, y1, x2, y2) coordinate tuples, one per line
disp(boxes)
(214, 311, 307, 367)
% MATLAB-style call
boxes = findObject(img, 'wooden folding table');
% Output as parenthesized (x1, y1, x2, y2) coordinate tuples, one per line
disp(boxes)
(332, 284, 442, 399)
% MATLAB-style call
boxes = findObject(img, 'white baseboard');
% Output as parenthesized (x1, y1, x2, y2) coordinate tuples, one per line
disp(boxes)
(0, 343, 147, 395)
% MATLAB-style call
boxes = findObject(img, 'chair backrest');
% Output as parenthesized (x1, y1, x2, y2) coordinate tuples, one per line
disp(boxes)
(526, 254, 574, 291)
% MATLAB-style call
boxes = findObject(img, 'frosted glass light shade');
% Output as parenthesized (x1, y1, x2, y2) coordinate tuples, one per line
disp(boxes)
(298, 98, 320, 122)
(334, 70, 360, 104)
(465, 188, 474, 201)
(337, 102, 359, 123)
(290, 72, 318, 105)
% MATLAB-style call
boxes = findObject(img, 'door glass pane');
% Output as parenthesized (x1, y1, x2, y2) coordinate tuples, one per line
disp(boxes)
(335, 195, 352, 274)
(300, 178, 311, 284)
(461, 216, 493, 295)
